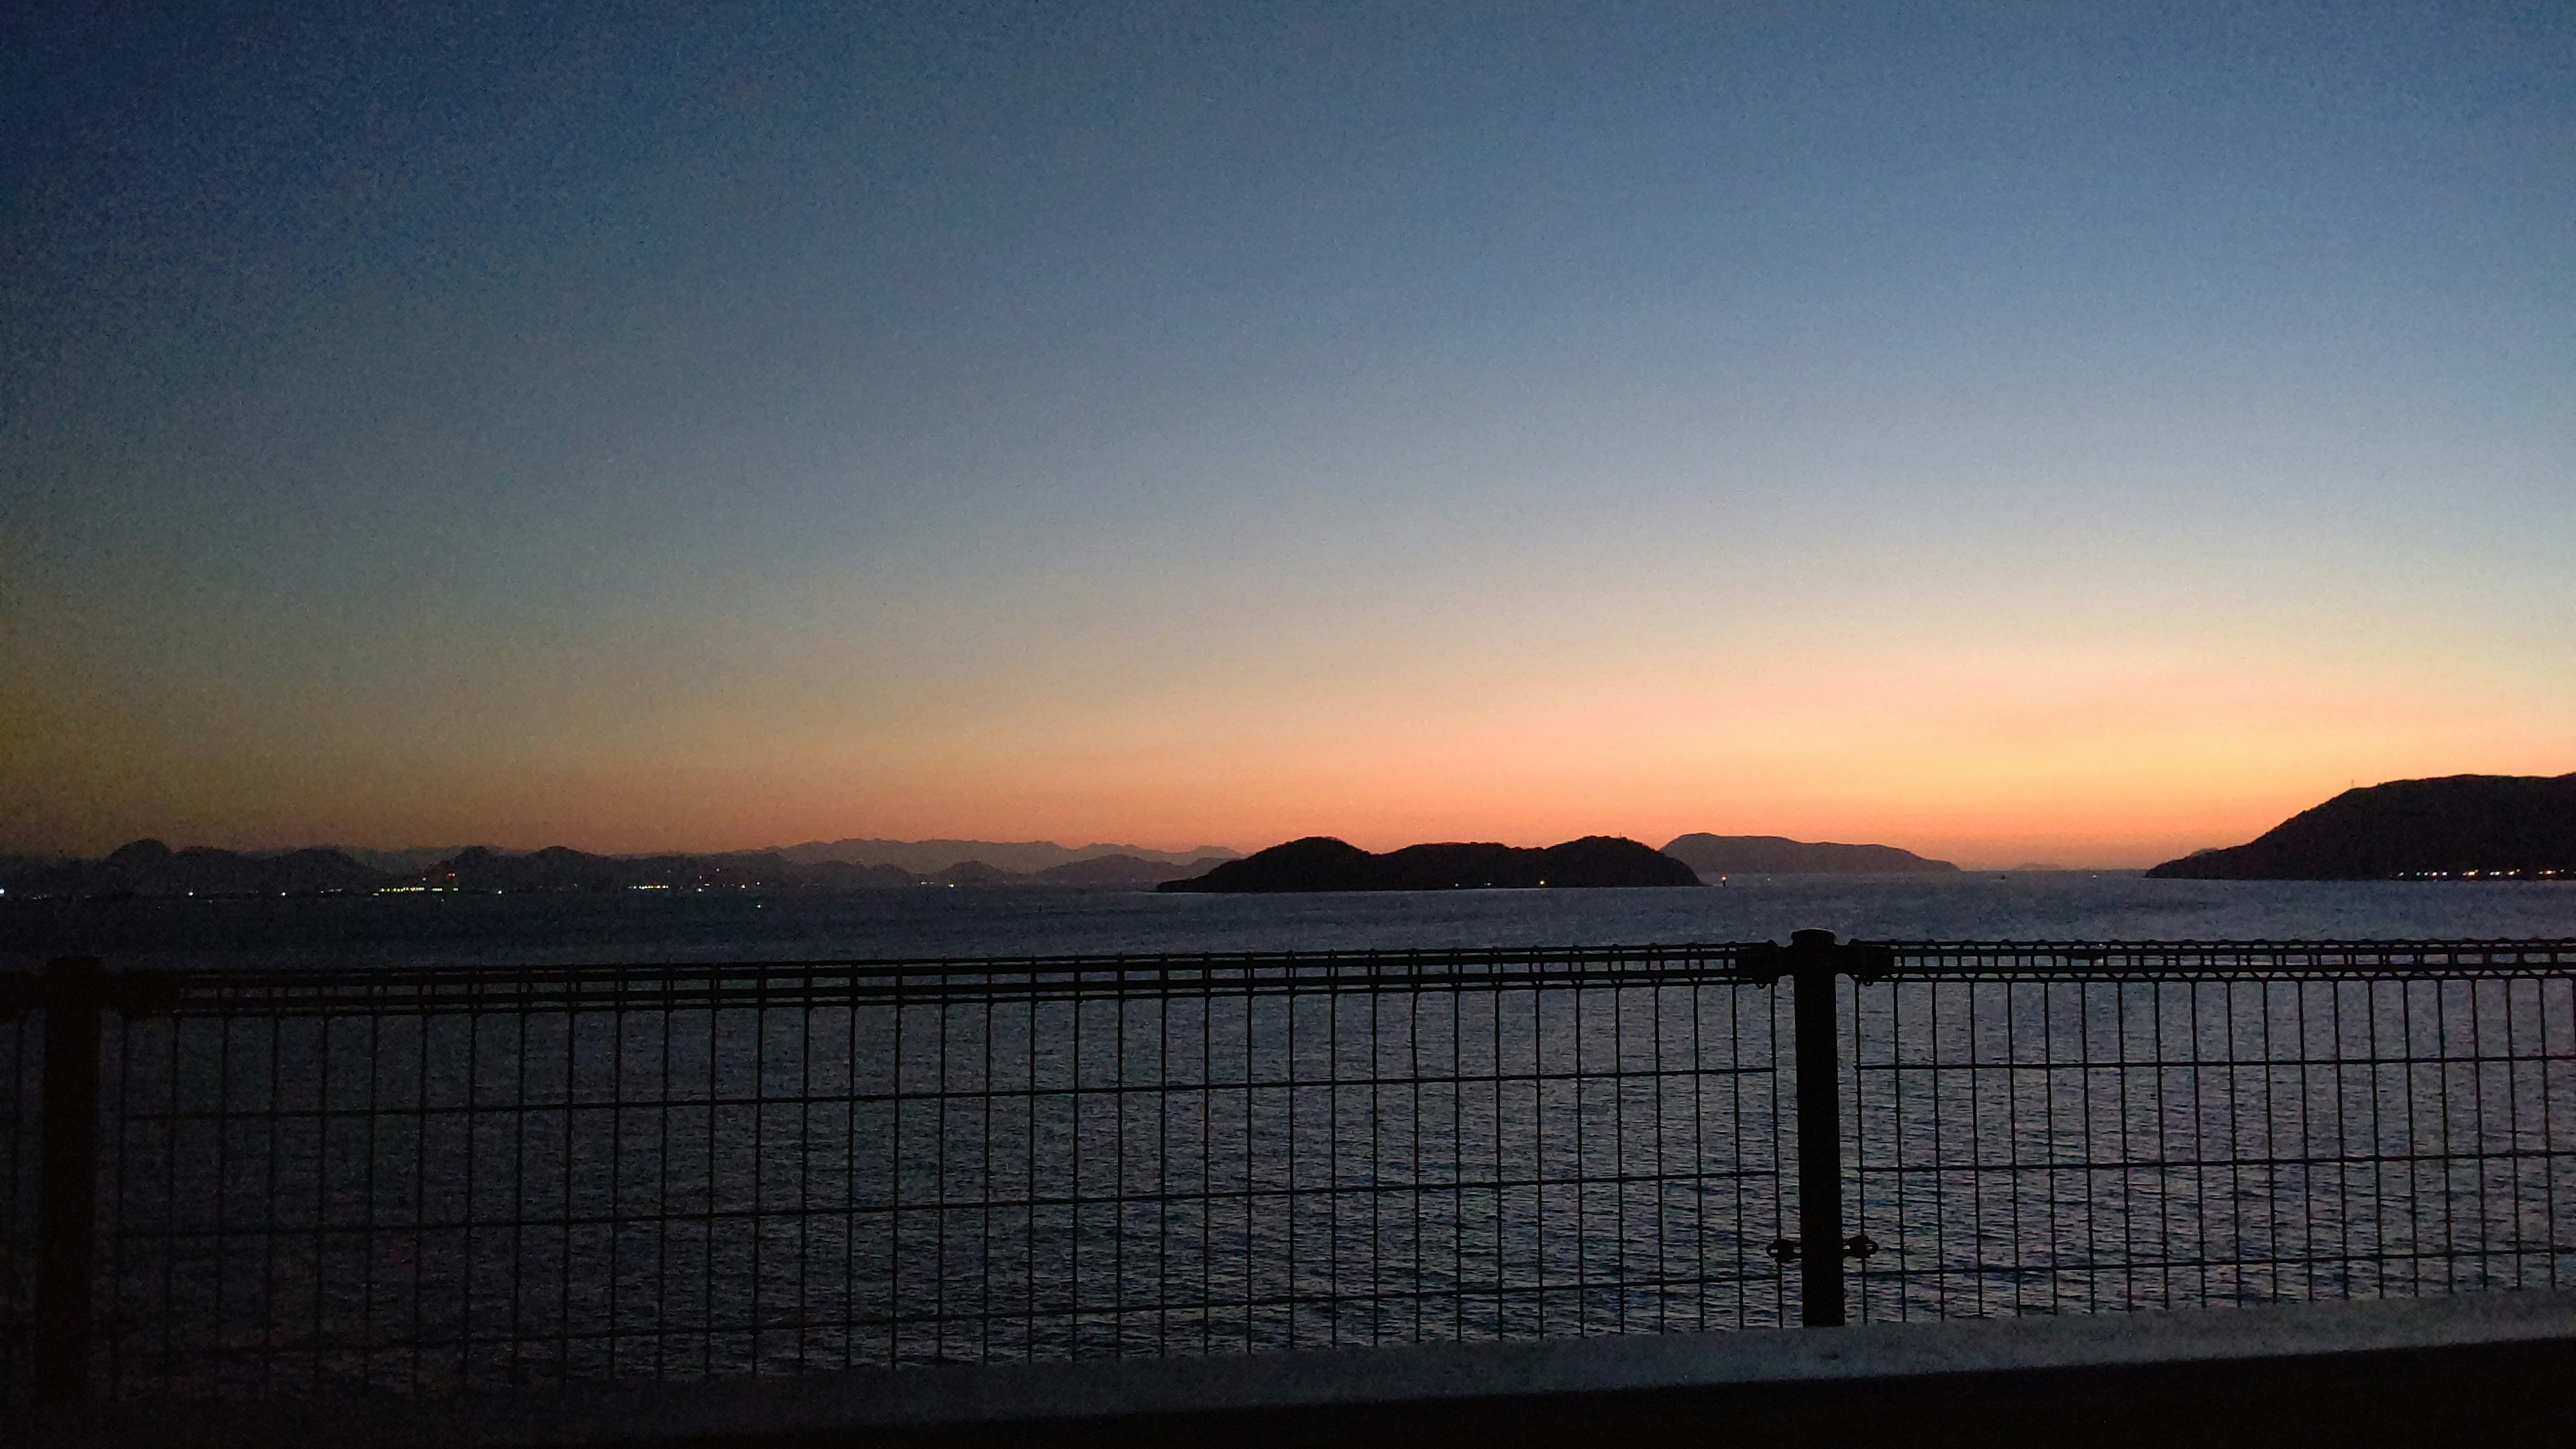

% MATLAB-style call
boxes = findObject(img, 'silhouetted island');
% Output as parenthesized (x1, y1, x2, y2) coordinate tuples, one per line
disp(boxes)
(2145, 773, 2576, 880)
(774, 837, 1236, 874)
(1157, 836, 1700, 892)
(0, 839, 1234, 899)
(1659, 833, 1957, 877)
(0, 839, 386, 900)
(1029, 853, 1225, 886)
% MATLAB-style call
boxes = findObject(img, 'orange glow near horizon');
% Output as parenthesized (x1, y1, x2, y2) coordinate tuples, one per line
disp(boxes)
(13, 606, 2567, 869)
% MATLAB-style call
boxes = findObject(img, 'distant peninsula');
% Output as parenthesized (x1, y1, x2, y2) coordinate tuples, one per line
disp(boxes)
(1659, 834, 1958, 877)
(1157, 836, 1700, 893)
(0, 839, 1233, 900)
(2145, 773, 2576, 881)
(773, 837, 1236, 874)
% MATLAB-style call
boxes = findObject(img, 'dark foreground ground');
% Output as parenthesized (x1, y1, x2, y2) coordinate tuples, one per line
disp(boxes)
(35, 1290, 2576, 1449)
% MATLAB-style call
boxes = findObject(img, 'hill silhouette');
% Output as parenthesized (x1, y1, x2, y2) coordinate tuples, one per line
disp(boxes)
(1, 841, 386, 899)
(1158, 836, 1699, 893)
(774, 837, 1237, 873)
(1032, 853, 1224, 886)
(0, 839, 1230, 898)
(1660, 833, 1957, 877)
(2145, 773, 2576, 880)
(423, 847, 940, 892)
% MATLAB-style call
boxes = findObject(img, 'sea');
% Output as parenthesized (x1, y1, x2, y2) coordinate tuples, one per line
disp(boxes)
(5, 872, 2576, 970)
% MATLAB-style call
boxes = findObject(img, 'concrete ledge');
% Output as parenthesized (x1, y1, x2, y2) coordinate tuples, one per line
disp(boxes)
(36, 1290, 2576, 1448)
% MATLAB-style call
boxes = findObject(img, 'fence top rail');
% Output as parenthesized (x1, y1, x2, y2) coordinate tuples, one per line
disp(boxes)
(5, 938, 2573, 1016)
(1866, 938, 2576, 980)
(0, 942, 1773, 1016)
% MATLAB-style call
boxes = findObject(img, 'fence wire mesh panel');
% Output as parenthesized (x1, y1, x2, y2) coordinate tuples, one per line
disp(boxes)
(17, 936, 2576, 1405)
(47, 947, 1787, 1399)
(1, 1010, 33, 1402)
(1845, 942, 2576, 1324)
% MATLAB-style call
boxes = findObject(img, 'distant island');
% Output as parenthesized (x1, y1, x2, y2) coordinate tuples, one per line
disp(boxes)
(2145, 773, 2576, 881)
(0, 839, 1234, 900)
(773, 837, 1236, 874)
(1157, 836, 1699, 893)
(1658, 833, 1958, 878)
(1, 840, 392, 900)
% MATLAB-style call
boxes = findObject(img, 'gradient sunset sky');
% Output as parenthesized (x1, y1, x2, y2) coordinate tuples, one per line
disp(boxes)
(5, 3, 2570, 868)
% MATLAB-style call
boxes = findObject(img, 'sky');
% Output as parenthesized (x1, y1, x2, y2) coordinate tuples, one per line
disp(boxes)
(3, 1, 2570, 869)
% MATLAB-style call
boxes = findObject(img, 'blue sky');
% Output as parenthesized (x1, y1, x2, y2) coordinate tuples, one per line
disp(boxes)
(5, 2, 2570, 863)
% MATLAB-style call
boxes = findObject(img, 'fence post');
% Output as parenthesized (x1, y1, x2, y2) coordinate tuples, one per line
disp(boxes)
(35, 955, 104, 1407)
(1788, 929, 1846, 1328)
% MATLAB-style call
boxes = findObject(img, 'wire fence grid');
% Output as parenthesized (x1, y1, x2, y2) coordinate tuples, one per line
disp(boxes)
(4, 947, 1788, 1400)
(1, 937, 2572, 1405)
(1845, 944, 2576, 1322)
(3, 1010, 33, 1394)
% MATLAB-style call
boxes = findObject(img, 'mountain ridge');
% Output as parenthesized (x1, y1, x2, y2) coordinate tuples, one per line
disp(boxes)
(1659, 833, 1957, 877)
(0, 841, 1232, 898)
(772, 838, 1239, 873)
(2145, 773, 2576, 880)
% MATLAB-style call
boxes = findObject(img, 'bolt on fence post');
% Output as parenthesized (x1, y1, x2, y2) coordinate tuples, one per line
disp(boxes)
(36, 955, 104, 1406)
(1788, 930, 1847, 1328)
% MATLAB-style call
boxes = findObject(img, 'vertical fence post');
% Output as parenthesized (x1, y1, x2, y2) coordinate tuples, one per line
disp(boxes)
(35, 955, 103, 1407)
(1788, 930, 1847, 1328)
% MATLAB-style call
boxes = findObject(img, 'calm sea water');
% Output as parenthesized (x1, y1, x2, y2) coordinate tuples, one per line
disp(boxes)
(5, 873, 2576, 971)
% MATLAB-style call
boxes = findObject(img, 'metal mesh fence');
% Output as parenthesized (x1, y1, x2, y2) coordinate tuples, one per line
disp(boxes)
(20, 948, 1788, 1399)
(7, 937, 2576, 1404)
(1847, 943, 2576, 1321)
(1, 1012, 33, 1395)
